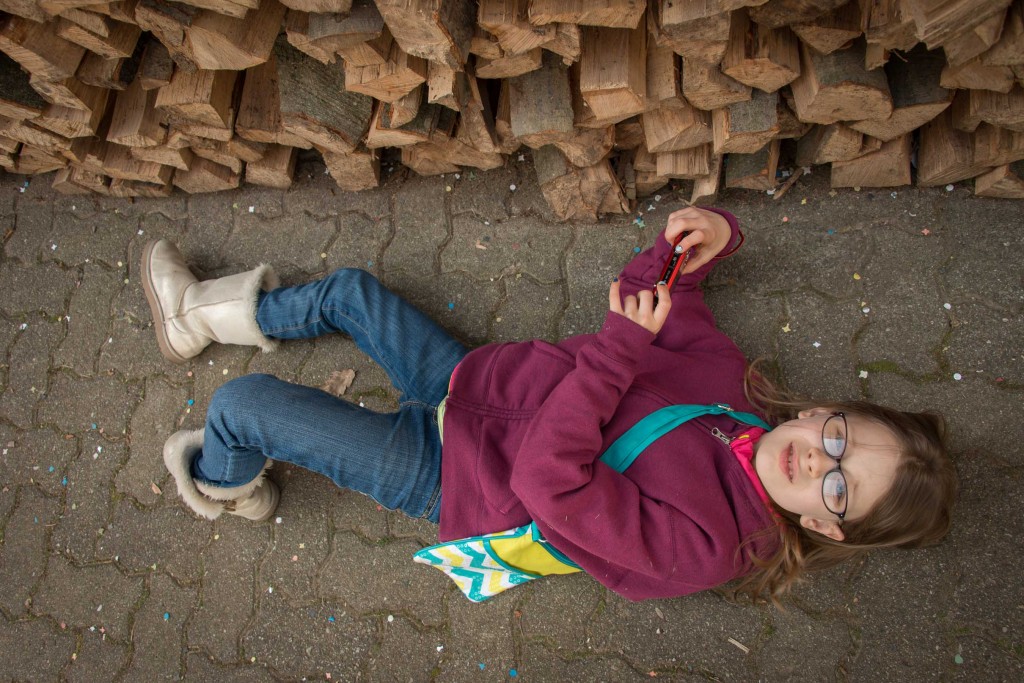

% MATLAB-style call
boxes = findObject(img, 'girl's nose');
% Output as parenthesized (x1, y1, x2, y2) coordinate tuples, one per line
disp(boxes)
(806, 448, 833, 477)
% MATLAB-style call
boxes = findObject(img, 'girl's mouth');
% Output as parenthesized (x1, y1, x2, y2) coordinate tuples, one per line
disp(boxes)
(779, 443, 794, 482)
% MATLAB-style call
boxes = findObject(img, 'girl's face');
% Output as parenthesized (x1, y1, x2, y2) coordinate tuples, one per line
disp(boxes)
(753, 408, 902, 541)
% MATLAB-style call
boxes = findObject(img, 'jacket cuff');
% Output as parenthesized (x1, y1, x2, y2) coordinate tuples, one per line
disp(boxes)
(595, 310, 657, 365)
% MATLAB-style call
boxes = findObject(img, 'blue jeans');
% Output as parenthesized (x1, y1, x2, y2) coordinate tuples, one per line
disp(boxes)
(191, 269, 467, 522)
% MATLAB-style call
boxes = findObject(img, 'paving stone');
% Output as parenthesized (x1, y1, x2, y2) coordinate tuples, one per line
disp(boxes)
(226, 211, 338, 279)
(588, 591, 764, 677)
(324, 212, 390, 274)
(0, 260, 75, 316)
(5, 195, 53, 261)
(300, 338, 399, 414)
(241, 597, 376, 677)
(47, 208, 137, 268)
(54, 265, 122, 375)
(435, 590, 517, 681)
(0, 427, 77, 496)
(0, 486, 60, 616)
(365, 617, 444, 682)
(186, 343, 254, 423)
(448, 164, 514, 221)
(560, 225, 635, 338)
(189, 520, 270, 662)
(776, 292, 863, 400)
(704, 285, 783, 365)
(65, 630, 129, 683)
(283, 166, 391, 221)
(246, 337, 314, 384)
(37, 370, 142, 436)
(386, 510, 439, 546)
(97, 501, 210, 582)
(442, 214, 571, 283)
(228, 185, 285, 220)
(944, 301, 1023, 384)
(518, 572, 603, 651)
(381, 175, 447, 277)
(98, 315, 170, 378)
(33, 555, 144, 642)
(0, 615, 75, 681)
(112, 193, 189, 222)
(321, 533, 446, 624)
(115, 377, 189, 505)
(515, 647, 641, 681)
(492, 276, 565, 343)
(846, 547, 958, 682)
(122, 573, 197, 681)
(505, 151, 560, 222)
(383, 270, 502, 347)
(327, 488, 390, 540)
(180, 193, 235, 269)
(260, 467, 332, 601)
(756, 601, 848, 680)
(1, 319, 64, 428)
(52, 435, 124, 562)
(184, 653, 278, 682)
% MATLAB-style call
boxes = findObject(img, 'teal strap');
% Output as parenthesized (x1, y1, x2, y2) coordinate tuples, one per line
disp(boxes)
(599, 404, 771, 474)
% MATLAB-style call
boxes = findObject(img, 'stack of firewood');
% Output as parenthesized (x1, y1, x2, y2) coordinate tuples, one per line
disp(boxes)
(0, 1, 1021, 218)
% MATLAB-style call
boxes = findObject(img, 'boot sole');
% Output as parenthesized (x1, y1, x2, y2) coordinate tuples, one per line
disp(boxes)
(141, 240, 189, 364)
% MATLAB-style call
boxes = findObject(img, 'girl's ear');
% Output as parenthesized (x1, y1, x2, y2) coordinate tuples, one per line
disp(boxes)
(800, 516, 845, 542)
(797, 407, 834, 420)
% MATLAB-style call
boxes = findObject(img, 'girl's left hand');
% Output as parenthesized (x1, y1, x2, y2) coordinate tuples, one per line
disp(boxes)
(609, 280, 671, 335)
(663, 207, 732, 274)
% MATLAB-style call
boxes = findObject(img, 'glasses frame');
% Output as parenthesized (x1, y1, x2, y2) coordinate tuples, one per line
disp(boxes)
(821, 412, 849, 521)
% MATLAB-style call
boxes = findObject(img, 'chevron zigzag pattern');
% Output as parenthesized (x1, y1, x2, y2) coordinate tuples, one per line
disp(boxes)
(413, 539, 537, 602)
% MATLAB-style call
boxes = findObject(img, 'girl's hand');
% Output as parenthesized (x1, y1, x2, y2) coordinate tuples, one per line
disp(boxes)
(609, 280, 671, 335)
(663, 207, 732, 274)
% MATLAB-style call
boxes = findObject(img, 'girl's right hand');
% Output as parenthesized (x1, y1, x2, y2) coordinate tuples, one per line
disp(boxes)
(663, 207, 732, 274)
(609, 280, 671, 335)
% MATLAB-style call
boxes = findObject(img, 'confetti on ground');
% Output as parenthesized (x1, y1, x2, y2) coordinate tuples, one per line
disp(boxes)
(163, 612, 170, 621)
(945, 184, 954, 192)
(518, 154, 525, 161)
(634, 216, 646, 228)
(448, 302, 455, 310)
(187, 399, 194, 406)
(782, 324, 791, 333)
(727, 638, 750, 654)
(509, 670, 518, 677)
(801, 198, 807, 205)
(859, 371, 869, 379)
(328, 616, 335, 622)
(275, 517, 282, 524)
(766, 189, 775, 196)
(890, 192, 898, 198)
(944, 303, 952, 310)
(862, 307, 870, 313)
(475, 240, 488, 250)
(320, 253, 327, 259)
(62, 477, 67, 486)
(954, 655, 964, 665)
(812, 341, 821, 348)
(445, 186, 452, 192)
(782, 216, 789, 222)
(151, 483, 162, 495)
(248, 206, 254, 213)
(321, 369, 356, 397)
(655, 194, 662, 201)
(853, 273, 861, 280)
(634, 246, 642, 253)
(222, 369, 228, 375)
(49, 466, 54, 472)
(953, 373, 962, 381)
(921, 228, 931, 235)
(387, 615, 394, 623)
(509, 184, 516, 191)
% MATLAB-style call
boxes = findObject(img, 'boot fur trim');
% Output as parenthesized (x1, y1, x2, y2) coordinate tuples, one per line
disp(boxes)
(163, 429, 224, 520)
(195, 460, 273, 502)
(243, 264, 281, 354)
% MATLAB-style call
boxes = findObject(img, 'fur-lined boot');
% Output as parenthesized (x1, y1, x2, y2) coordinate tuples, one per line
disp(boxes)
(142, 238, 280, 363)
(163, 429, 280, 522)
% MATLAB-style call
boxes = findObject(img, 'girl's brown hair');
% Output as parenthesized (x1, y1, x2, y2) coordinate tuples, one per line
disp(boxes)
(734, 360, 958, 605)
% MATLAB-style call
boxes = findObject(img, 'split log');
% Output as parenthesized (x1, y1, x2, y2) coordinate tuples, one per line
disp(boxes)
(691, 150, 723, 205)
(455, 72, 498, 152)
(493, 78, 521, 153)
(14, 144, 67, 173)
(973, 123, 1024, 166)
(0, 54, 47, 119)
(849, 45, 951, 141)
(830, 133, 911, 187)
(646, 43, 685, 110)
(790, 40, 892, 123)
(613, 116, 644, 150)
(551, 124, 614, 166)
(544, 23, 582, 63)
(940, 57, 1016, 93)
(470, 25, 503, 59)
(344, 43, 428, 102)
(173, 155, 240, 192)
(724, 139, 780, 190)
(863, 0, 917, 55)
(286, 1, 385, 63)
(365, 99, 441, 147)
(130, 143, 194, 170)
(712, 89, 780, 154)
(969, 85, 1024, 131)
(791, 0, 861, 54)
(981, 0, 1024, 65)
(52, 166, 93, 194)
(579, 26, 647, 122)
(60, 8, 115, 37)
(749, 0, 848, 29)
(109, 177, 174, 198)
(34, 93, 109, 137)
(154, 67, 236, 128)
(974, 160, 1024, 197)
(373, 0, 476, 71)
(0, 16, 87, 81)
(185, 0, 286, 71)
(189, 138, 243, 173)
(107, 77, 164, 146)
(534, 144, 627, 220)
(274, 37, 375, 153)
(940, 10, 1006, 67)
(133, 0, 201, 72)
(174, 110, 235, 141)
(649, 2, 730, 64)
(334, 26, 394, 66)
(902, 0, 1012, 49)
(476, 47, 543, 78)
(681, 57, 751, 111)
(775, 99, 811, 139)
(103, 142, 173, 183)
(917, 109, 989, 186)
(427, 61, 459, 110)
(479, 0, 557, 55)
(138, 39, 173, 89)
(0, 0, 48, 22)
(656, 143, 713, 178)
(795, 122, 862, 165)
(643, 102, 713, 152)
(75, 52, 136, 90)
(67, 165, 112, 194)
(401, 142, 459, 174)
(245, 143, 296, 188)
(528, 0, 648, 29)
(56, 16, 141, 59)
(279, 0, 351, 11)
(388, 84, 424, 128)
(508, 50, 573, 147)
(722, 9, 801, 93)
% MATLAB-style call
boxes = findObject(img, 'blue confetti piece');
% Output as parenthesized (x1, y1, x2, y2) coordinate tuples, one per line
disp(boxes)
(48, 466, 55, 473)
(328, 616, 335, 623)
(187, 399, 195, 406)
(478, 663, 485, 670)
(826, 229, 835, 235)
(367, 261, 374, 267)
(34, 517, 39, 524)
(633, 246, 641, 253)
(448, 302, 455, 310)
(91, 423, 97, 430)
(61, 477, 67, 486)
(509, 669, 518, 677)
(163, 612, 170, 621)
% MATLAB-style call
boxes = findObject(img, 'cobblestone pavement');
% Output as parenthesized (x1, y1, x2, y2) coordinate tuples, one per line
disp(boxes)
(0, 156, 1021, 682)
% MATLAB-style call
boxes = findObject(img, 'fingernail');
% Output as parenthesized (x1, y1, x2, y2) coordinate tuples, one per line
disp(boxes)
(612, 277, 619, 282)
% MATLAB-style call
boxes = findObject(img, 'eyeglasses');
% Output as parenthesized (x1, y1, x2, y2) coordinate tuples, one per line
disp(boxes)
(821, 412, 849, 520)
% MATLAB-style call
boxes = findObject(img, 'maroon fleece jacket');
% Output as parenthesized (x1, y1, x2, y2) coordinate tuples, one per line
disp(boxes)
(437, 209, 780, 600)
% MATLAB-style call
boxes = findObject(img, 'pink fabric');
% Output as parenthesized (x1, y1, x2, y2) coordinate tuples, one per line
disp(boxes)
(730, 427, 771, 506)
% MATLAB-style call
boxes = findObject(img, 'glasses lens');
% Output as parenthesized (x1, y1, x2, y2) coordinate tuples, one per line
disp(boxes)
(822, 470, 848, 515)
(822, 414, 847, 459)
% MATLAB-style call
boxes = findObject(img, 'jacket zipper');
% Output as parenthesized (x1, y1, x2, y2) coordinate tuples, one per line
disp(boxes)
(710, 426, 734, 445)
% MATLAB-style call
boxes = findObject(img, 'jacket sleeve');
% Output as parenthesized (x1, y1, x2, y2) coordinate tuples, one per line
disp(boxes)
(617, 208, 744, 355)
(508, 312, 743, 585)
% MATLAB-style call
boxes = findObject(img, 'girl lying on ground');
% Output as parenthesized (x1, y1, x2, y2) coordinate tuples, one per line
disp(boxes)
(143, 206, 956, 603)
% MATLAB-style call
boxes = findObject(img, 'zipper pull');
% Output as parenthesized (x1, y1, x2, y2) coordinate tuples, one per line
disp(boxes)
(711, 427, 734, 445)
